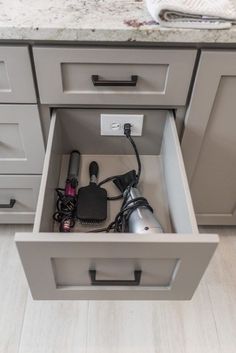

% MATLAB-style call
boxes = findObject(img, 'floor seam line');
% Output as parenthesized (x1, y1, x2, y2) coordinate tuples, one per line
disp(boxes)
(16, 290, 30, 353)
(84, 301, 90, 353)
(206, 280, 223, 353)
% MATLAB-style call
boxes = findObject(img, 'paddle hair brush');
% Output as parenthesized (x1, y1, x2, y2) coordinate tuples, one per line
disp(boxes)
(77, 161, 107, 224)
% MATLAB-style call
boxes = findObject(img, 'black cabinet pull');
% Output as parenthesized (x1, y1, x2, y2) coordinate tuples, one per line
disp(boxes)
(89, 270, 142, 286)
(0, 199, 16, 208)
(91, 75, 138, 87)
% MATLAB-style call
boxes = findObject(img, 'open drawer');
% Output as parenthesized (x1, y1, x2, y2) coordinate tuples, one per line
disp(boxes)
(15, 109, 218, 300)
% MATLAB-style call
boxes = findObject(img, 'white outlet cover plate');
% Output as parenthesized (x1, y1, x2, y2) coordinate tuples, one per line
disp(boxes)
(101, 114, 144, 136)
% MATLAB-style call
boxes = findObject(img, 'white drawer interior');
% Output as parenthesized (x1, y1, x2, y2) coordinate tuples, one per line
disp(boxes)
(35, 108, 197, 235)
(15, 108, 218, 300)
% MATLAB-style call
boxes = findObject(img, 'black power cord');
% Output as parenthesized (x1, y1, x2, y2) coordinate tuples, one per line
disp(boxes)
(104, 193, 153, 233)
(53, 187, 77, 232)
(123, 123, 141, 184)
(53, 151, 80, 232)
(88, 123, 153, 233)
(98, 123, 141, 200)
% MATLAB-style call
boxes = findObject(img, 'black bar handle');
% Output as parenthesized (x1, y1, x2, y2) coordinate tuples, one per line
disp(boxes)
(91, 75, 138, 87)
(89, 270, 142, 286)
(0, 199, 16, 209)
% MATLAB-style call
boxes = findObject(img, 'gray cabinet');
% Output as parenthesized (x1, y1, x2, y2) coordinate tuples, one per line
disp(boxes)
(0, 46, 44, 223)
(12, 45, 218, 300)
(0, 104, 44, 222)
(182, 50, 236, 225)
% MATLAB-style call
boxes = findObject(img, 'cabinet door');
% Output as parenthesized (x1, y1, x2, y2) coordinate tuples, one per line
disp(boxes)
(182, 50, 236, 225)
(0, 46, 36, 103)
(0, 105, 45, 174)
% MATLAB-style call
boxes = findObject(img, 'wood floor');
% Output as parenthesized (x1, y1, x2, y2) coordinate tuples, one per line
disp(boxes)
(1, 225, 236, 353)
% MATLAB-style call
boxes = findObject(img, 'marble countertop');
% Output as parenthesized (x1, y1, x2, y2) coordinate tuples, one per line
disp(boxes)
(1, 0, 236, 43)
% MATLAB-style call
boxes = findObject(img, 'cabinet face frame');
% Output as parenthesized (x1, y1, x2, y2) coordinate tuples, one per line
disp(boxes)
(182, 50, 236, 225)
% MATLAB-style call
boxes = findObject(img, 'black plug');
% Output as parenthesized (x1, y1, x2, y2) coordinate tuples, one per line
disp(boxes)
(124, 123, 132, 137)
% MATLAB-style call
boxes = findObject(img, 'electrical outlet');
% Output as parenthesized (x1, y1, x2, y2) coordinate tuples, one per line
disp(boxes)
(101, 114, 144, 136)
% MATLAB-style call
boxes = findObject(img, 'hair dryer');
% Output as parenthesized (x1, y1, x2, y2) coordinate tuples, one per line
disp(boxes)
(124, 186, 163, 234)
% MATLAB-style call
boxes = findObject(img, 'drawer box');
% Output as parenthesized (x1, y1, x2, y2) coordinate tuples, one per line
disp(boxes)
(0, 105, 45, 174)
(33, 47, 196, 106)
(0, 46, 36, 103)
(15, 109, 218, 300)
(0, 175, 41, 223)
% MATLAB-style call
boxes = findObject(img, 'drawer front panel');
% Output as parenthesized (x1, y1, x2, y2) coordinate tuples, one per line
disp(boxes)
(0, 175, 41, 223)
(15, 233, 218, 300)
(0, 46, 36, 103)
(0, 105, 45, 174)
(33, 47, 196, 106)
(15, 110, 218, 300)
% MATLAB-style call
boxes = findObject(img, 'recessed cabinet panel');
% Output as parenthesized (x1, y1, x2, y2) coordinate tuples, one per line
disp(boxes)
(0, 105, 45, 174)
(0, 46, 36, 103)
(33, 47, 196, 106)
(52, 257, 178, 287)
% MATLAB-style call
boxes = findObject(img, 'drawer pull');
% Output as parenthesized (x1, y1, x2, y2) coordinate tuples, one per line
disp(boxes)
(91, 75, 138, 87)
(0, 198, 16, 208)
(89, 269, 142, 286)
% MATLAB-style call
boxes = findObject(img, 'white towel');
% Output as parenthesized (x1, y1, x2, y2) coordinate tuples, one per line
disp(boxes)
(146, 0, 236, 29)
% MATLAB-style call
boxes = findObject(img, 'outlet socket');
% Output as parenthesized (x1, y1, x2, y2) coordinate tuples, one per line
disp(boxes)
(101, 114, 144, 136)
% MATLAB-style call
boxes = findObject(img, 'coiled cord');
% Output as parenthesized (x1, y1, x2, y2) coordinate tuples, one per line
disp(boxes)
(88, 123, 151, 233)
(107, 192, 153, 233)
(88, 192, 153, 233)
(98, 123, 141, 200)
(53, 188, 77, 232)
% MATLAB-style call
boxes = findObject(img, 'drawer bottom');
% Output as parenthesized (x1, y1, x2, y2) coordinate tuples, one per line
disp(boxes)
(54, 154, 171, 234)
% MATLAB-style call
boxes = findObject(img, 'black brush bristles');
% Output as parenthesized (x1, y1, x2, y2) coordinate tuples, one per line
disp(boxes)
(77, 184, 107, 224)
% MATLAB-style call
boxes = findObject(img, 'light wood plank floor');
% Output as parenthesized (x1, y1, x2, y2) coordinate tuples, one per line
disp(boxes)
(0, 225, 235, 353)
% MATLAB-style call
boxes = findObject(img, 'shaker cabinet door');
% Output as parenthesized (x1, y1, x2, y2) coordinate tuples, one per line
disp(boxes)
(182, 50, 236, 225)
(0, 105, 45, 174)
(0, 46, 36, 103)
